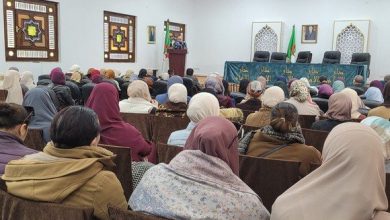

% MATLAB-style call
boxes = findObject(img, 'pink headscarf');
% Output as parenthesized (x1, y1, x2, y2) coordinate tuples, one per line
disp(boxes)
(50, 67, 65, 85)
(86, 83, 153, 161)
(184, 116, 239, 175)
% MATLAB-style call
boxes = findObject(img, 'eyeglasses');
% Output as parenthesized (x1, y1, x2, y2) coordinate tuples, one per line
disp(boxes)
(22, 106, 34, 125)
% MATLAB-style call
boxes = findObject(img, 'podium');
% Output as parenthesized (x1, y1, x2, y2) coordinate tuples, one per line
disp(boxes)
(168, 49, 187, 77)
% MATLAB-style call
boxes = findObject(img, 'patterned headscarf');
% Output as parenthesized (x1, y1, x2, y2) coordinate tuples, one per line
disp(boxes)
(289, 80, 310, 103)
(361, 116, 390, 159)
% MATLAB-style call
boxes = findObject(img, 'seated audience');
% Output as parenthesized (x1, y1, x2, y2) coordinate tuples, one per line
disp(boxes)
(86, 83, 154, 162)
(361, 116, 390, 161)
(247, 102, 321, 176)
(168, 92, 220, 146)
(157, 84, 188, 117)
(311, 93, 352, 131)
(23, 88, 57, 143)
(341, 88, 366, 120)
(104, 69, 121, 91)
(2, 69, 23, 105)
(285, 80, 322, 116)
(156, 75, 189, 104)
(237, 81, 263, 112)
(365, 86, 384, 103)
(20, 71, 36, 90)
(2, 106, 128, 219)
(245, 86, 285, 127)
(130, 116, 270, 220)
(300, 77, 318, 97)
(0, 103, 37, 175)
(49, 67, 75, 110)
(119, 80, 158, 114)
(185, 68, 201, 91)
(317, 83, 333, 99)
(349, 75, 366, 95)
(271, 123, 389, 220)
(205, 76, 234, 108)
(332, 80, 345, 93)
(369, 82, 390, 119)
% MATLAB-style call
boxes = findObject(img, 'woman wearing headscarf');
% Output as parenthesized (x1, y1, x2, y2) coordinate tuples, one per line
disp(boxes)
(70, 71, 82, 85)
(317, 83, 334, 99)
(257, 76, 267, 90)
(340, 88, 366, 120)
(274, 81, 289, 98)
(365, 87, 384, 103)
(311, 93, 352, 132)
(49, 67, 74, 110)
(247, 102, 321, 176)
(237, 81, 263, 112)
(271, 123, 389, 220)
(205, 76, 234, 108)
(369, 82, 390, 119)
(23, 88, 57, 142)
(156, 76, 190, 104)
(2, 69, 23, 105)
(300, 77, 319, 97)
(86, 83, 154, 162)
(157, 84, 188, 117)
(285, 80, 322, 116)
(245, 86, 285, 127)
(20, 71, 36, 90)
(129, 116, 270, 220)
(361, 116, 390, 161)
(332, 80, 345, 93)
(371, 80, 385, 93)
(168, 92, 220, 147)
(119, 80, 158, 114)
(104, 69, 121, 91)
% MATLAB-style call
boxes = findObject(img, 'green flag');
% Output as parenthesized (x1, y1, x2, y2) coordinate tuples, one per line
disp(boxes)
(287, 25, 296, 62)
(164, 20, 171, 58)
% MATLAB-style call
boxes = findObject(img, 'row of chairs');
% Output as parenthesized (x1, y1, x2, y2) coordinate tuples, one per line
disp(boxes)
(253, 51, 371, 66)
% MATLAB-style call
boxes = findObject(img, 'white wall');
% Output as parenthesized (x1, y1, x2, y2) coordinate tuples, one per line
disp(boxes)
(190, 0, 390, 80)
(0, 0, 195, 79)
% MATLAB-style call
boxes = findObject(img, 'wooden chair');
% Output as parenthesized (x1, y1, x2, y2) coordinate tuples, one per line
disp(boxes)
(298, 115, 317, 129)
(301, 128, 329, 152)
(156, 143, 183, 164)
(24, 129, 46, 151)
(386, 173, 390, 211)
(151, 116, 190, 144)
(108, 206, 170, 220)
(239, 155, 302, 212)
(120, 113, 154, 141)
(0, 190, 94, 220)
(99, 144, 133, 201)
(0, 90, 8, 102)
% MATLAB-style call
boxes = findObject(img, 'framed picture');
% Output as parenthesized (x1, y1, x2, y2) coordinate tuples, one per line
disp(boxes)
(148, 26, 156, 44)
(301, 25, 318, 44)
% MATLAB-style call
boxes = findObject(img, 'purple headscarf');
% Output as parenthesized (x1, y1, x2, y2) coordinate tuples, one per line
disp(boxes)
(370, 80, 384, 93)
(50, 67, 65, 85)
(318, 84, 334, 99)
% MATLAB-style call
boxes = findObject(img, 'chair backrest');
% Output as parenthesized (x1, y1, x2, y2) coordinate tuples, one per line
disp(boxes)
(0, 190, 94, 220)
(24, 129, 46, 151)
(0, 90, 8, 102)
(351, 53, 371, 66)
(270, 52, 287, 63)
(301, 128, 329, 152)
(120, 113, 154, 141)
(312, 97, 329, 113)
(363, 99, 382, 109)
(386, 173, 390, 211)
(322, 51, 341, 64)
(156, 143, 183, 164)
(296, 51, 312, 63)
(239, 155, 301, 211)
(99, 144, 133, 201)
(253, 51, 270, 62)
(152, 115, 190, 144)
(151, 81, 167, 98)
(298, 115, 317, 129)
(108, 206, 170, 220)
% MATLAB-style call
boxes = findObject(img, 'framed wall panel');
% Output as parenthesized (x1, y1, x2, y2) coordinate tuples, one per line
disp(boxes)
(104, 11, 136, 63)
(164, 20, 185, 42)
(251, 22, 283, 60)
(3, 0, 59, 61)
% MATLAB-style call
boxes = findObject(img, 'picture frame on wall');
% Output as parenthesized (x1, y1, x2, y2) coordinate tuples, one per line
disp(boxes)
(301, 24, 318, 44)
(148, 26, 156, 44)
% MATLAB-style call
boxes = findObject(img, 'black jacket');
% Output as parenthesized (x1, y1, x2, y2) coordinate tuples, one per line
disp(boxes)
(48, 84, 75, 110)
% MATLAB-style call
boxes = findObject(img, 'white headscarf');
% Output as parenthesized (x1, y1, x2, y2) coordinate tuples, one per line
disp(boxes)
(20, 71, 36, 90)
(261, 86, 285, 108)
(340, 88, 365, 119)
(168, 84, 187, 104)
(2, 70, 23, 105)
(127, 80, 151, 101)
(160, 72, 169, 81)
(272, 123, 388, 220)
(365, 87, 384, 103)
(187, 93, 220, 123)
(69, 64, 80, 73)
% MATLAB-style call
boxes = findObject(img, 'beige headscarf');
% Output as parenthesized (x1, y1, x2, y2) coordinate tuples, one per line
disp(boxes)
(168, 84, 187, 104)
(69, 64, 80, 73)
(3, 70, 23, 105)
(187, 92, 220, 123)
(271, 123, 388, 220)
(20, 71, 36, 90)
(261, 86, 285, 108)
(325, 92, 352, 121)
(127, 80, 151, 101)
(70, 71, 82, 83)
(257, 76, 267, 89)
(340, 88, 365, 119)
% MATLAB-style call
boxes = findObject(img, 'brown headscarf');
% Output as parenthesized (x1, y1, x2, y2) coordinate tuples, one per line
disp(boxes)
(383, 82, 390, 107)
(184, 116, 239, 175)
(105, 69, 115, 79)
(325, 93, 352, 121)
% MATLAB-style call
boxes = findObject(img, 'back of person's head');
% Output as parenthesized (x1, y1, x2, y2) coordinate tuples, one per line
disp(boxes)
(289, 80, 309, 102)
(247, 81, 263, 98)
(187, 92, 220, 123)
(270, 102, 299, 133)
(50, 67, 65, 85)
(261, 86, 285, 108)
(159, 72, 169, 81)
(319, 76, 328, 84)
(138, 69, 147, 79)
(205, 76, 224, 95)
(168, 84, 187, 104)
(385, 75, 390, 83)
(0, 103, 30, 140)
(239, 79, 250, 94)
(167, 75, 183, 89)
(105, 69, 115, 79)
(353, 75, 364, 86)
(186, 68, 194, 76)
(332, 80, 345, 93)
(50, 106, 100, 149)
(127, 80, 151, 101)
